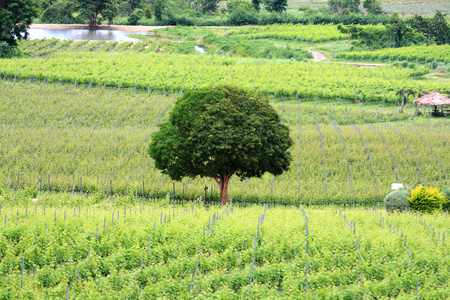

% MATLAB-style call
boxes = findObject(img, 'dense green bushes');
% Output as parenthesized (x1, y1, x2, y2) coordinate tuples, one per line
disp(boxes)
(384, 185, 449, 213)
(383, 189, 410, 212)
(442, 187, 450, 211)
(0, 41, 23, 58)
(407, 185, 447, 213)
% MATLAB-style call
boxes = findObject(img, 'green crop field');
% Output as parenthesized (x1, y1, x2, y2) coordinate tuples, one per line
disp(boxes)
(1, 51, 448, 102)
(0, 196, 448, 298)
(337, 45, 450, 65)
(1, 20, 450, 298)
(0, 80, 449, 205)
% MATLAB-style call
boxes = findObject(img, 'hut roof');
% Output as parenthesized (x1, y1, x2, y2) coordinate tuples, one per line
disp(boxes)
(413, 90, 450, 106)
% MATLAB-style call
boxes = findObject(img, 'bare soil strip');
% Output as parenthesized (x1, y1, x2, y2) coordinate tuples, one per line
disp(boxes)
(308, 50, 327, 62)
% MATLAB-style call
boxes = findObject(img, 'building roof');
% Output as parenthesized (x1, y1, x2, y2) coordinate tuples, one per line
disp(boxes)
(413, 90, 450, 106)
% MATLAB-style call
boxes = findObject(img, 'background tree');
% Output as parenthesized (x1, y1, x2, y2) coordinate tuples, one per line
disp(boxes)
(143, 4, 152, 18)
(149, 86, 293, 206)
(153, 0, 164, 21)
(409, 12, 450, 45)
(396, 88, 415, 113)
(251, 0, 260, 12)
(127, 11, 141, 24)
(386, 12, 411, 47)
(200, 0, 219, 13)
(0, 0, 38, 51)
(75, 0, 118, 29)
(329, 0, 359, 13)
(41, 0, 76, 24)
(328, 0, 343, 13)
(363, 0, 382, 15)
(430, 11, 450, 45)
(264, 0, 288, 14)
(343, 0, 360, 13)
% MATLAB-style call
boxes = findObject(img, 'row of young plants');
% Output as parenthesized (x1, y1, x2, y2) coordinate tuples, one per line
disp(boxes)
(1, 51, 445, 101)
(230, 24, 348, 43)
(19, 37, 313, 62)
(1, 81, 449, 205)
(0, 194, 448, 298)
(18, 39, 199, 58)
(336, 45, 450, 64)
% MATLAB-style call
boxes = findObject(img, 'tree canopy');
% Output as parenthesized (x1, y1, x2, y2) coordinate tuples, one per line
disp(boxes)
(409, 12, 450, 45)
(148, 86, 293, 205)
(363, 0, 383, 15)
(0, 0, 38, 48)
(75, 0, 118, 29)
(264, 0, 288, 14)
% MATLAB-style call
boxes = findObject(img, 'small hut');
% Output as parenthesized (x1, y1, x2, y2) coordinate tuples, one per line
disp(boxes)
(413, 90, 450, 117)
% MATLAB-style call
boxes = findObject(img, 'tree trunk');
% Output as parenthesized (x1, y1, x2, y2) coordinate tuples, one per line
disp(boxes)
(219, 174, 231, 206)
(400, 97, 405, 113)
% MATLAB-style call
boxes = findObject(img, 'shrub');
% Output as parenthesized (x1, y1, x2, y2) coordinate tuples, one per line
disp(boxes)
(144, 5, 152, 18)
(383, 189, 410, 212)
(0, 41, 11, 58)
(441, 187, 450, 211)
(228, 6, 258, 26)
(128, 13, 141, 25)
(407, 185, 445, 213)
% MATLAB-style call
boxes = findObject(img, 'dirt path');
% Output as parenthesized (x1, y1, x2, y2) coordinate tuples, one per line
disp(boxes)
(274, 45, 328, 62)
(308, 50, 327, 62)
(30, 24, 171, 32)
(323, 61, 386, 67)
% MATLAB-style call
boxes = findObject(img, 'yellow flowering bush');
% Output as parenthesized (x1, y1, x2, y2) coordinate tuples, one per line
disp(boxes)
(407, 185, 445, 213)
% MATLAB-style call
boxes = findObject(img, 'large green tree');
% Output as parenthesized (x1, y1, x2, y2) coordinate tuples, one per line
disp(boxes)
(75, 0, 118, 29)
(149, 86, 293, 205)
(0, 0, 38, 48)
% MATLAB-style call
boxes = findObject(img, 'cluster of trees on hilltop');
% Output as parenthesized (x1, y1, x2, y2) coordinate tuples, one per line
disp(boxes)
(338, 11, 450, 50)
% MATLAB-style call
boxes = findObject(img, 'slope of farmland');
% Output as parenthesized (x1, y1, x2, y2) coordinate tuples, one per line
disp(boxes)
(0, 80, 449, 204)
(1, 52, 447, 102)
(0, 199, 448, 298)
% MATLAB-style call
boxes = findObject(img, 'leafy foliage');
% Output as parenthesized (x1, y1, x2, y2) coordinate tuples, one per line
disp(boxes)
(409, 11, 450, 45)
(363, 0, 383, 15)
(149, 86, 293, 205)
(153, 0, 164, 21)
(408, 185, 446, 213)
(41, 0, 80, 24)
(74, 0, 118, 28)
(338, 23, 426, 50)
(383, 189, 410, 212)
(439, 187, 450, 211)
(0, 0, 39, 48)
(328, 0, 360, 13)
(264, 0, 288, 14)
